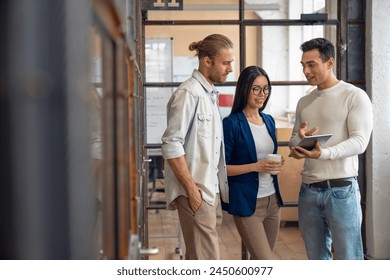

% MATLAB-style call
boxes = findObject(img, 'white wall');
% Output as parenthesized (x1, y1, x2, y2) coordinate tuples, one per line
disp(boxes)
(365, 0, 390, 260)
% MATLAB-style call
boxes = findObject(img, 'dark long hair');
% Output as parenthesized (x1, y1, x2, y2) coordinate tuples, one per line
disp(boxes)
(230, 66, 272, 114)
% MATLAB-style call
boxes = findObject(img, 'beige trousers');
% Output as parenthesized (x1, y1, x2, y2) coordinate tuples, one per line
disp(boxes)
(175, 194, 222, 260)
(233, 193, 281, 260)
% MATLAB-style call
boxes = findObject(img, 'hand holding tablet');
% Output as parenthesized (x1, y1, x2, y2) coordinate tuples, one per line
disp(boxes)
(297, 134, 333, 150)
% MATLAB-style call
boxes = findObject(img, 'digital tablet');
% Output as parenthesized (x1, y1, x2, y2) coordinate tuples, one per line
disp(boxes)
(297, 134, 333, 150)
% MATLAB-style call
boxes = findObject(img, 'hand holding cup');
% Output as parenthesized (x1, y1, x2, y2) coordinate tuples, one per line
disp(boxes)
(266, 154, 282, 175)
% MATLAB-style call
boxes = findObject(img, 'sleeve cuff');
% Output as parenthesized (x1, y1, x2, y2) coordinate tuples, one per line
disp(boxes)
(319, 148, 331, 160)
(161, 143, 185, 159)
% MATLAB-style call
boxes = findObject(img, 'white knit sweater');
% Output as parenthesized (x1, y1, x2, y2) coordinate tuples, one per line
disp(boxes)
(289, 80, 373, 184)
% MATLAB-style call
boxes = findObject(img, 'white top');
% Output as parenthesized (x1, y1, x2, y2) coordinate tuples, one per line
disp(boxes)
(289, 80, 373, 184)
(248, 122, 275, 198)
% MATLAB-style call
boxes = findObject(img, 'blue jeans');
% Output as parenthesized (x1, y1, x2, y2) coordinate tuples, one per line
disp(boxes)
(298, 177, 364, 260)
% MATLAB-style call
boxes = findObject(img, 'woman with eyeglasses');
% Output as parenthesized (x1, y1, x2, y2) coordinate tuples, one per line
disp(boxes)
(222, 65, 284, 259)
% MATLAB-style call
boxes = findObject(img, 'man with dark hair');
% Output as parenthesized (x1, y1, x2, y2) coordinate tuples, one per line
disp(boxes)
(289, 38, 373, 260)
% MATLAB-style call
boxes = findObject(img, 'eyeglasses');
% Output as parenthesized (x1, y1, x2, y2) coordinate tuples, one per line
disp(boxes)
(251, 85, 270, 96)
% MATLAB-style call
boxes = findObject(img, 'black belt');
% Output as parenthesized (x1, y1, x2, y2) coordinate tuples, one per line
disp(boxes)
(309, 177, 355, 188)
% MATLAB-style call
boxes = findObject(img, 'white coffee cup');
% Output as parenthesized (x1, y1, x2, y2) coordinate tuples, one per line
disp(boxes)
(266, 154, 282, 175)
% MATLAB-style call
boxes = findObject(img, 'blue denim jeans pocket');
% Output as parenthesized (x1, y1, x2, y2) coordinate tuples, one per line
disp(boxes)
(331, 181, 354, 199)
(298, 184, 309, 197)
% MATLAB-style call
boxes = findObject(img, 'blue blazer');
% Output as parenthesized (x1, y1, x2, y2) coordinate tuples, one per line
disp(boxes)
(222, 111, 284, 217)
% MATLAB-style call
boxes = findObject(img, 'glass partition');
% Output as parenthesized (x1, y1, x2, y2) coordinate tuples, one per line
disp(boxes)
(244, 0, 338, 20)
(89, 27, 104, 259)
(245, 25, 337, 81)
(145, 25, 240, 83)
